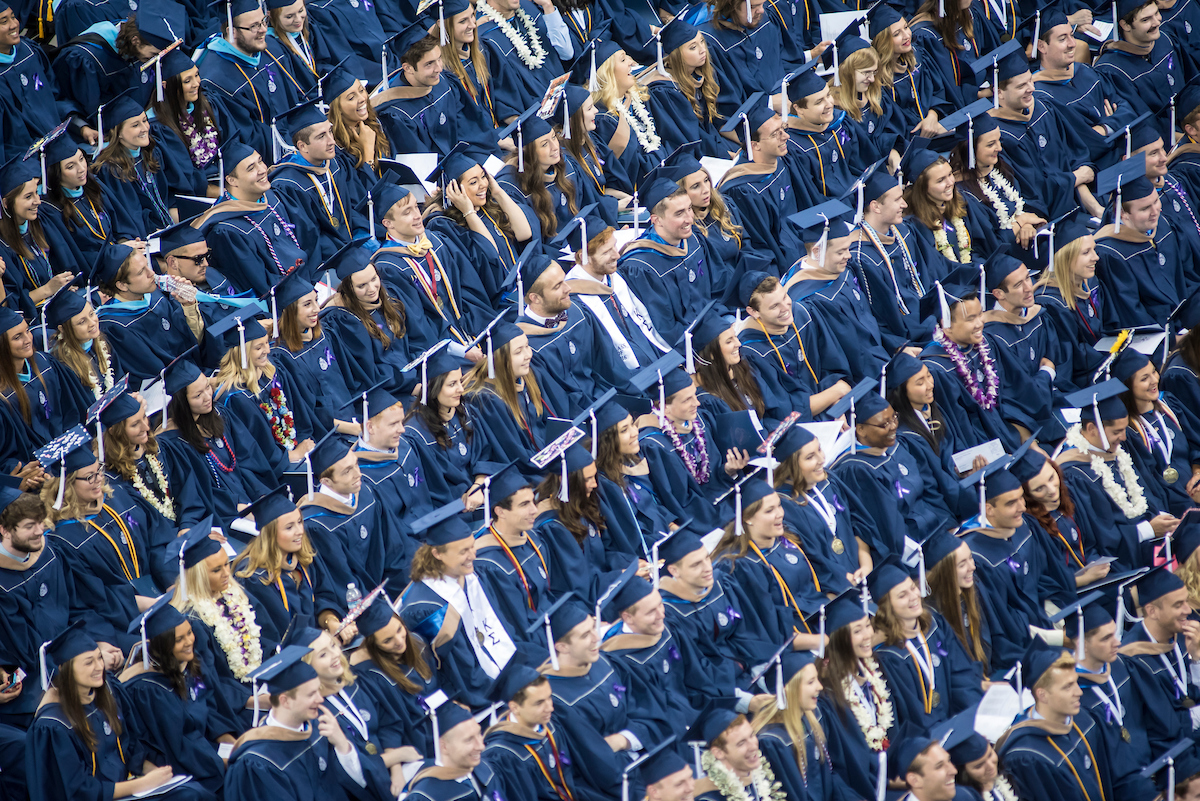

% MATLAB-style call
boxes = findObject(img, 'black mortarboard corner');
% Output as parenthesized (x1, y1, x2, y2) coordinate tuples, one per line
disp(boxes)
(128, 592, 186, 668)
(247, 644, 315, 723)
(1049, 589, 1105, 661)
(1095, 152, 1148, 234)
(775, 58, 824, 126)
(624, 737, 681, 801)
(40, 619, 97, 691)
(651, 521, 705, 581)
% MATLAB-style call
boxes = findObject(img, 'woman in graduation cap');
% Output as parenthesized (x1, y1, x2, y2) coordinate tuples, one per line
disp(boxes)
(869, 559, 983, 731)
(171, 522, 264, 730)
(436, 0, 502, 137)
(348, 594, 437, 763)
(320, 241, 417, 398)
(212, 310, 315, 463)
(93, 91, 174, 238)
(585, 40, 664, 192)
(711, 477, 829, 651)
(828, 36, 907, 172)
(772, 426, 871, 596)
(496, 109, 588, 239)
(907, 0, 986, 111)
(45, 286, 125, 400)
(870, 5, 946, 137)
(0, 152, 87, 318)
(1033, 220, 1105, 389)
(921, 528, 994, 679)
(555, 83, 628, 215)
(266, 0, 322, 99)
(644, 17, 732, 158)
(28, 620, 210, 801)
(325, 61, 392, 189)
(0, 307, 91, 447)
(120, 596, 237, 796)
(688, 302, 769, 424)
(39, 130, 128, 265)
(902, 145, 1002, 267)
(150, 49, 226, 203)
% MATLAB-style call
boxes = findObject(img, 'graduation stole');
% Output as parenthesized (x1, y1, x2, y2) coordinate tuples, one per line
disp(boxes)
(1093, 223, 1157, 247)
(369, 85, 431, 107)
(86, 505, 141, 582)
(746, 540, 814, 633)
(375, 243, 467, 342)
(490, 721, 574, 801)
(231, 62, 267, 123)
(1167, 143, 1200, 167)
(477, 526, 549, 610)
(716, 161, 776, 189)
(1098, 39, 1153, 58)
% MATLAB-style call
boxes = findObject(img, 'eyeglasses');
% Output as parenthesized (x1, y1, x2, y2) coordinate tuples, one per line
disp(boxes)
(861, 414, 899, 429)
(763, 128, 789, 141)
(74, 471, 103, 485)
(173, 251, 212, 264)
(234, 20, 268, 32)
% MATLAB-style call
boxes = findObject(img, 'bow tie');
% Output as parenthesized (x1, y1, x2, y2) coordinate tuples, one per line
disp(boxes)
(402, 235, 434, 257)
(549, 311, 568, 325)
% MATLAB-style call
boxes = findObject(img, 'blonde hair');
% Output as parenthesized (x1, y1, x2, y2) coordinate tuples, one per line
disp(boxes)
(1034, 236, 1085, 311)
(1179, 549, 1200, 608)
(235, 516, 316, 586)
(831, 47, 883, 122)
(172, 553, 253, 611)
(52, 306, 116, 393)
(463, 339, 545, 420)
(751, 664, 827, 776)
(592, 52, 648, 117)
(302, 634, 356, 686)
(439, 6, 491, 106)
(42, 464, 113, 524)
(212, 337, 275, 398)
(872, 24, 916, 88)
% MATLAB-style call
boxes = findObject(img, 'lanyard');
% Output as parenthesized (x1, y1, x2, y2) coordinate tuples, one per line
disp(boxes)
(327, 690, 369, 740)
(757, 320, 818, 384)
(86, 505, 140, 581)
(524, 728, 574, 801)
(748, 540, 812, 633)
(276, 563, 313, 611)
(801, 133, 845, 195)
(1051, 512, 1086, 569)
(809, 486, 837, 535)
(1045, 722, 1106, 801)
(233, 63, 266, 122)
(480, 208, 517, 265)
(1088, 678, 1124, 726)
(905, 631, 936, 714)
(306, 171, 348, 229)
(1160, 641, 1188, 698)
(847, 675, 878, 725)
(489, 527, 549, 610)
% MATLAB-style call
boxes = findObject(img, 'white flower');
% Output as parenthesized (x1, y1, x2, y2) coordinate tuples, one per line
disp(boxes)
(619, 93, 662, 153)
(843, 658, 894, 751)
(193, 590, 263, 681)
(1063, 425, 1148, 518)
(978, 171, 1025, 232)
(988, 776, 1019, 801)
(130, 454, 175, 523)
(700, 748, 787, 801)
(933, 217, 971, 264)
(478, 2, 546, 70)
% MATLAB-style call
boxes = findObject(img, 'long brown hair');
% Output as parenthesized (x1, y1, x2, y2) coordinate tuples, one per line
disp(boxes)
(872, 23, 917, 87)
(925, 547, 986, 662)
(508, 137, 577, 236)
(562, 103, 602, 173)
(664, 43, 721, 124)
(1022, 458, 1078, 554)
(711, 495, 800, 562)
(537, 465, 605, 544)
(328, 97, 390, 170)
(912, 0, 974, 48)
(148, 624, 203, 700)
(439, 8, 490, 105)
(773, 449, 813, 501)
(278, 295, 323, 353)
(52, 653, 123, 753)
(151, 71, 220, 163)
(410, 542, 454, 581)
(1177, 328, 1200, 373)
(0, 184, 49, 261)
(595, 420, 631, 489)
(406, 370, 472, 449)
(709, 0, 751, 30)
(693, 185, 743, 243)
(93, 121, 161, 182)
(52, 311, 116, 393)
(819, 624, 862, 711)
(694, 337, 765, 418)
(363, 614, 432, 692)
(463, 339, 545, 420)
(167, 392, 225, 454)
(0, 330, 46, 423)
(903, 157, 966, 231)
(874, 584, 932, 645)
(334, 274, 407, 347)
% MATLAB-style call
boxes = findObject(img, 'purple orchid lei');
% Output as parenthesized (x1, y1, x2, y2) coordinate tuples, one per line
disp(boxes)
(659, 412, 711, 484)
(933, 327, 999, 410)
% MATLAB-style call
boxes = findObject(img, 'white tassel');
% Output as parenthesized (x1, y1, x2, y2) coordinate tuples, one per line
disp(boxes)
(432, 713, 442, 765)
(156, 57, 164, 102)
(734, 484, 743, 539)
(380, 45, 388, 91)
(362, 392, 370, 441)
(218, 152, 226, 195)
(54, 463, 66, 510)
(40, 305, 48, 352)
(651, 541, 661, 589)
(487, 333, 495, 379)
(562, 91, 571, 140)
(238, 320, 247, 369)
(96, 422, 104, 466)
(936, 281, 951, 328)
(580, 216, 588, 265)
(875, 752, 887, 801)
(992, 61, 1000, 110)
(918, 549, 927, 596)
(937, 0, 944, 16)
(691, 742, 703, 777)
(632, 189, 640, 234)
(97, 106, 105, 154)
(1032, 10, 1041, 50)
(482, 477, 492, 527)
(1075, 607, 1085, 661)
(657, 369, 664, 412)
(832, 43, 840, 87)
(854, 181, 864, 225)
(38, 146, 47, 195)
(178, 549, 188, 602)
(517, 126, 524, 173)
(774, 659, 786, 708)
(685, 331, 695, 373)
(545, 617, 559, 670)
(1171, 97, 1177, 146)
(742, 115, 752, 159)
(588, 47, 598, 93)
(817, 605, 826, 658)
(558, 455, 569, 502)
(304, 452, 314, 499)
(140, 616, 150, 669)
(39, 641, 49, 691)
(1111, 2, 1117, 41)
(1094, 397, 1108, 451)
(781, 77, 789, 127)
(816, 217, 829, 270)
(968, 117, 976, 169)
(1114, 181, 1123, 234)
(744, 0, 751, 25)
(421, 359, 430, 405)
(439, 0, 447, 45)
(655, 34, 665, 76)
(367, 192, 375, 240)
(978, 483, 987, 527)
(589, 410, 598, 458)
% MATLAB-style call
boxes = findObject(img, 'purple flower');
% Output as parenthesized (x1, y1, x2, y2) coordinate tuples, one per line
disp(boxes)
(668, 645, 680, 661)
(726, 606, 742, 622)
(612, 683, 626, 695)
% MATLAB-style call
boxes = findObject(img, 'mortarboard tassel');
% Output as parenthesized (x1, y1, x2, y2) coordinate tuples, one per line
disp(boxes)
(691, 742, 703, 778)
(734, 484, 743, 538)
(817, 605, 826, 658)
(656, 369, 665, 413)
(558, 453, 570, 502)
(655, 32, 665, 76)
(632, 188, 641, 234)
(1114, 178, 1123, 234)
(269, 286, 279, 341)
(140, 615, 150, 669)
(685, 331, 695, 374)
(918, 548, 927, 596)
(54, 462, 66, 510)
(744, 0, 752, 25)
(545, 615, 559, 670)
(1075, 606, 1085, 661)
(432, 711, 442, 765)
(651, 540, 661, 589)
(854, 180, 864, 225)
(96, 421, 104, 467)
(879, 364, 887, 398)
(304, 452, 314, 499)
(381, 45, 388, 91)
(482, 476, 492, 527)
(562, 90, 571, 140)
(238, 320, 248, 369)
(156, 57, 164, 103)
(439, 0, 447, 45)
(815, 215, 830, 270)
(178, 547, 188, 603)
(362, 391, 370, 440)
(40, 304, 49, 352)
(1094, 396, 1109, 451)
(487, 332, 495, 379)
(992, 60, 1000, 110)
(227, 0, 235, 44)
(742, 114, 752, 160)
(580, 216, 588, 265)
(775, 659, 786, 708)
(97, 105, 105, 153)
(39, 641, 50, 691)
(589, 409, 598, 458)
(589, 45, 598, 93)
(936, 281, 951, 329)
(832, 43, 840, 87)
(968, 117, 976, 169)
(38, 146, 47, 195)
(1032, 10, 1041, 50)
(367, 192, 375, 240)
(421, 358, 430, 405)
(517, 125, 524, 173)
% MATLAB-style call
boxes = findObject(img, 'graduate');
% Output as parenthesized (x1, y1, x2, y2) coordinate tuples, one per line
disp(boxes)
(995, 639, 1118, 801)
(907, 0, 984, 111)
(151, 219, 239, 323)
(427, 0, 502, 150)
(827, 32, 908, 173)
(901, 142, 1004, 268)
(223, 644, 374, 801)
(481, 657, 584, 801)
(298, 431, 412, 614)
(785, 199, 890, 385)
(741, 268, 854, 418)
(263, 0, 322, 99)
(199, 136, 309, 297)
(516, 248, 632, 417)
(617, 171, 716, 347)
(471, 462, 556, 650)
(533, 594, 672, 801)
(321, 59, 389, 190)
(917, 268, 1022, 452)
(91, 90, 174, 237)
(1056, 379, 1178, 572)
(779, 61, 855, 205)
(231, 486, 342, 650)
(0, 0, 62, 161)
(0, 308, 91, 449)
(403, 698, 503, 801)
(1137, 123, 1200, 268)
(643, 16, 732, 158)
(1032, 220, 1106, 390)
(581, 39, 667, 189)
(887, 731, 973, 801)
(170, 522, 265, 734)
(688, 697, 795, 801)
(28, 620, 212, 801)
(920, 528, 993, 681)
(119, 594, 236, 797)
(402, 345, 494, 511)
(716, 92, 809, 276)
(41, 132, 129, 264)
(686, 301, 770, 428)
(149, 49, 226, 205)
(476, 0, 565, 119)
(196, 0, 301, 162)
(396, 501, 517, 708)
(699, 0, 782, 119)
(374, 24, 471, 158)
(44, 286, 125, 401)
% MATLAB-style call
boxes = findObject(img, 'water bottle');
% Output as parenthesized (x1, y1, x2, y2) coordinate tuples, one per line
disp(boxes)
(155, 274, 196, 304)
(345, 582, 362, 612)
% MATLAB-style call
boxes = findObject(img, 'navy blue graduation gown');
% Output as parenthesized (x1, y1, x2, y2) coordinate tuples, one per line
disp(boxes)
(638, 421, 728, 529)
(595, 472, 675, 561)
(837, 100, 907, 173)
(465, 385, 548, 478)
(97, 289, 200, 384)
(786, 267, 888, 384)
(471, 527, 554, 651)
(1093, 36, 1185, 143)
(718, 160, 808, 275)
(909, 22, 982, 110)
(737, 304, 849, 422)
(1119, 620, 1200, 760)
(0, 40, 62, 161)
(516, 307, 632, 417)
(402, 412, 490, 509)
(617, 230, 714, 346)
(700, 17, 782, 118)
(52, 28, 146, 122)
(534, 510, 622, 606)
(482, 722, 582, 801)
(1122, 397, 1200, 517)
(644, 74, 731, 158)
(235, 558, 340, 651)
(0, 219, 88, 319)
(304, 0, 386, 84)
(1075, 659, 1161, 800)
(713, 534, 826, 643)
(778, 479, 860, 595)
(896, 423, 974, 521)
(817, 691, 891, 801)
(269, 155, 361, 265)
(783, 124, 854, 203)
(1033, 283, 1104, 389)
(757, 714, 853, 801)
(1032, 63, 1135, 165)
(351, 656, 436, 757)
(183, 606, 255, 734)
(39, 186, 126, 266)
(202, 196, 309, 297)
(197, 39, 299, 163)
(319, 301, 415, 398)
(375, 81, 467, 157)
(223, 722, 368, 801)
(151, 110, 221, 203)
(980, 306, 1063, 434)
(271, 333, 354, 436)
(217, 387, 289, 474)
(885, 58, 946, 132)
(404, 762, 503, 801)
(94, 150, 172, 238)
(996, 709, 1116, 801)
(2, 351, 91, 447)
(322, 684, 395, 800)
(442, 55, 501, 148)
(591, 106, 655, 194)
(989, 102, 1087, 221)
(353, 441, 434, 540)
(424, 208, 535, 310)
(599, 624, 702, 737)
(920, 338, 1022, 452)
(1057, 446, 1158, 572)
(477, 1, 564, 118)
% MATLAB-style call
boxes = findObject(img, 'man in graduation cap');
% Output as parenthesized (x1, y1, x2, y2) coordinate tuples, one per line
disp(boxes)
(196, 0, 301, 160)
(1128, 121, 1200, 261)
(887, 731, 964, 801)
(299, 429, 412, 611)
(785, 199, 889, 384)
(1171, 79, 1200, 199)
(94, 241, 205, 383)
(996, 638, 1119, 801)
(481, 656, 584, 801)
(736, 270, 852, 421)
(404, 698, 503, 801)
(698, 0, 782, 119)
(270, 99, 365, 266)
(398, 501, 517, 707)
(559, 207, 672, 371)
(1057, 379, 1179, 571)
(152, 218, 241, 326)
(778, 60, 855, 204)
(1093, 0, 1186, 144)
(373, 23, 471, 157)
(689, 697, 794, 801)
(516, 247, 633, 416)
(197, 135, 309, 296)
(533, 593, 672, 801)
(224, 645, 375, 800)
(716, 93, 809, 275)
(0, 0, 62, 159)
(476, 0, 566, 120)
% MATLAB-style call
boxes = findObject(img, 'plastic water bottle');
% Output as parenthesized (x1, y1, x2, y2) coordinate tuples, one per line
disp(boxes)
(345, 583, 362, 611)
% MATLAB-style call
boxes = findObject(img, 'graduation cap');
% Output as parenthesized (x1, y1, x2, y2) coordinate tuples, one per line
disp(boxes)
(922, 529, 965, 578)
(772, 422, 816, 467)
(595, 560, 640, 626)
(127, 592, 185, 668)
(150, 217, 207, 256)
(95, 89, 147, 152)
(98, 390, 142, 430)
(804, 585, 873, 657)
(88, 242, 135, 290)
(0, 474, 24, 514)
(361, 163, 427, 239)
(24, 119, 71, 195)
(573, 390, 645, 456)
(749, 638, 797, 710)
(215, 0, 264, 43)
(602, 573, 655, 622)
(405, 339, 469, 406)
(651, 521, 706, 578)
(958, 453, 1018, 527)
(867, 555, 911, 608)
(918, 265, 979, 328)
(568, 37, 623, 91)
(640, 736, 690, 787)
(867, 2, 903, 38)
(882, 351, 923, 398)
(1014, 635, 1066, 702)
(263, 269, 316, 338)
(1178, 73, 1200, 128)
(84, 373, 130, 464)
(411, 498, 473, 547)
(638, 166, 687, 217)
(982, 246, 1024, 294)
(34, 425, 95, 511)
(1102, 111, 1153, 159)
(0, 307, 20, 337)
(1050, 590, 1107, 660)
(551, 83, 593, 141)
(238, 485, 299, 535)
(937, 99, 998, 169)
(1095, 152, 1149, 234)
(931, 703, 985, 765)
(887, 729, 938, 780)
(654, 11, 700, 74)
(822, 18, 872, 88)
(340, 381, 404, 439)
(355, 588, 399, 638)
(384, 18, 437, 89)
(897, 137, 942, 186)
(1141, 738, 1194, 798)
(720, 91, 775, 157)
(206, 300, 269, 370)
(550, 202, 603, 265)
(1175, 512, 1200, 567)
(713, 469, 773, 538)
(788, 199, 855, 269)
(676, 300, 727, 373)
(42, 286, 87, 336)
(531, 421, 592, 504)
(497, 105, 555, 173)
(489, 654, 543, 704)
(425, 142, 485, 192)
(217, 132, 258, 189)
(175, 516, 222, 600)
(1079, 566, 1149, 638)
(0, 151, 40, 199)
(1131, 564, 1186, 608)
(826, 376, 881, 453)
(1036, 208, 1086, 271)
(280, 98, 328, 141)
(841, 158, 889, 224)
(629, 350, 687, 411)
(525, 591, 589, 670)
(305, 429, 353, 489)
(479, 460, 531, 523)
(1062, 378, 1128, 452)
(247, 644, 316, 721)
(683, 696, 743, 752)
(319, 57, 361, 107)
(776, 58, 825, 127)
(39, 619, 98, 692)
(968, 39, 1026, 109)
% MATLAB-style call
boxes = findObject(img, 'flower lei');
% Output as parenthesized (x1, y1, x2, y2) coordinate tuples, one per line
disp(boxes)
(700, 748, 787, 801)
(933, 327, 999, 410)
(658, 410, 711, 484)
(987, 776, 1019, 801)
(978, 171, 1024, 231)
(933, 217, 971, 263)
(842, 658, 894, 751)
(1064, 425, 1148, 518)
(193, 591, 263, 681)
(478, 1, 546, 70)
(259, 376, 297, 451)
(620, 94, 662, 152)
(179, 110, 219, 169)
(131, 454, 175, 523)
(88, 342, 116, 400)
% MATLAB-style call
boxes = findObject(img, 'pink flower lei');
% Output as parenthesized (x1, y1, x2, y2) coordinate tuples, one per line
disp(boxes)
(658, 411, 712, 484)
(933, 327, 999, 410)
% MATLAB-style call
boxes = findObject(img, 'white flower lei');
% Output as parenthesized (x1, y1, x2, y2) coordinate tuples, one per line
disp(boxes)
(86, 341, 117, 400)
(478, 1, 546, 70)
(131, 454, 175, 523)
(842, 658, 894, 751)
(978, 171, 1025, 231)
(619, 93, 662, 152)
(986, 776, 1019, 801)
(193, 590, 263, 681)
(700, 748, 787, 801)
(933, 217, 971, 263)
(1064, 424, 1148, 518)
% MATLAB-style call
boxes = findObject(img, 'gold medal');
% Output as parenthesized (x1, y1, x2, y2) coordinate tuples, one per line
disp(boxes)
(476, 629, 486, 645)
(1121, 727, 1131, 743)
(930, 691, 940, 708)
(1164, 467, 1179, 484)
(831, 538, 845, 555)
(366, 743, 378, 755)
(330, 216, 340, 229)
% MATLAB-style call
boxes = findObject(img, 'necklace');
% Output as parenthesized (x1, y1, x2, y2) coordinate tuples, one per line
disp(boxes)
(987, 777, 1019, 801)
(700, 749, 787, 801)
(87, 342, 116, 398)
(977, 171, 1025, 230)
(933, 327, 999, 409)
(657, 411, 711, 484)
(619, 94, 662, 152)
(130, 455, 174, 522)
(1063, 426, 1148, 518)
(932, 216, 971, 263)
(478, 2, 546, 69)
(259, 376, 297, 450)
(843, 658, 893, 751)
(206, 434, 238, 475)
(195, 591, 263, 680)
